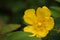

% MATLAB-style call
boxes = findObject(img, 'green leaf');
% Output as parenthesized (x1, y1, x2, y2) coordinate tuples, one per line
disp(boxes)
(5, 31, 41, 40)
(1, 24, 20, 33)
(50, 6, 60, 18)
(55, 0, 60, 2)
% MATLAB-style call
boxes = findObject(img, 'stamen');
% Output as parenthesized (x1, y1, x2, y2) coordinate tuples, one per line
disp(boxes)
(38, 22, 42, 26)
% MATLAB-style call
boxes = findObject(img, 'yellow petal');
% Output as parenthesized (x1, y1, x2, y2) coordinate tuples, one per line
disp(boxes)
(29, 33, 36, 37)
(24, 26, 35, 33)
(23, 9, 36, 24)
(36, 29, 49, 38)
(45, 17, 54, 30)
(36, 6, 51, 17)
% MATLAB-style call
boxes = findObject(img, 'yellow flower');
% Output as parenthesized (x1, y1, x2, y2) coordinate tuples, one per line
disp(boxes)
(23, 6, 54, 38)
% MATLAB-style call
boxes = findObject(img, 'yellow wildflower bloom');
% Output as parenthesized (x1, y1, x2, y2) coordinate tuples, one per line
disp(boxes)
(23, 6, 54, 38)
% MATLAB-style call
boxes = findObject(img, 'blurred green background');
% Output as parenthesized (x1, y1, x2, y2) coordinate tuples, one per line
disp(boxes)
(0, 0, 60, 40)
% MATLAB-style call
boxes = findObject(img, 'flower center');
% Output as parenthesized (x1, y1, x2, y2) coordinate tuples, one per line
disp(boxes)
(34, 21, 42, 30)
(33, 18, 45, 31)
(37, 22, 42, 26)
